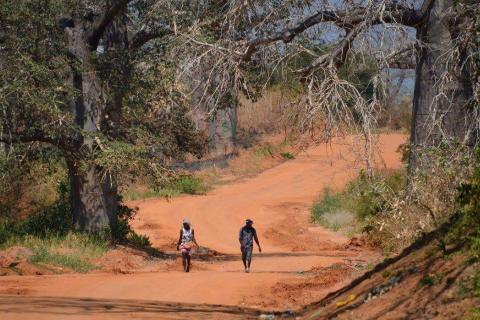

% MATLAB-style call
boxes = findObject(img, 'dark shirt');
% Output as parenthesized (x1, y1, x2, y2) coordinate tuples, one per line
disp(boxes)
(239, 226, 257, 248)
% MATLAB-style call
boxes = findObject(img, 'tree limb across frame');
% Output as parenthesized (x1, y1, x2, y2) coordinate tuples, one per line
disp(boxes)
(241, 1, 432, 63)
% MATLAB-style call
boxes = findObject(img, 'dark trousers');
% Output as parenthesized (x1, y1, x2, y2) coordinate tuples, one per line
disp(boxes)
(241, 245, 253, 263)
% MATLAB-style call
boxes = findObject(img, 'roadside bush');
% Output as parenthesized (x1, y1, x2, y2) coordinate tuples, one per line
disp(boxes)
(311, 188, 343, 223)
(346, 169, 406, 222)
(310, 170, 405, 236)
(369, 145, 474, 253)
(447, 148, 480, 259)
(0, 174, 150, 253)
(0, 152, 66, 222)
(0, 179, 71, 243)
(175, 175, 210, 195)
(311, 144, 478, 255)
(128, 232, 151, 248)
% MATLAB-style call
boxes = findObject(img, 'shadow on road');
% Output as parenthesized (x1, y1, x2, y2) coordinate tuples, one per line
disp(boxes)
(0, 295, 285, 319)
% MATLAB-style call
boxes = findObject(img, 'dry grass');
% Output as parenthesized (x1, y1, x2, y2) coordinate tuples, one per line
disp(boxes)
(238, 87, 299, 137)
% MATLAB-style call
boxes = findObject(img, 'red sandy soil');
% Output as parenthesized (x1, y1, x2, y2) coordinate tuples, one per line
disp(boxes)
(0, 134, 406, 320)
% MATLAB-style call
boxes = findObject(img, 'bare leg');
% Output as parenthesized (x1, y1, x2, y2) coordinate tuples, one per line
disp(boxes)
(241, 247, 247, 270)
(186, 254, 191, 272)
(182, 253, 188, 272)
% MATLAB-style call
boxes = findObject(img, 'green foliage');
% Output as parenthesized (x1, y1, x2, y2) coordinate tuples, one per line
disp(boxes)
(0, 147, 66, 222)
(447, 148, 480, 258)
(18, 179, 72, 237)
(347, 170, 406, 222)
(310, 188, 355, 233)
(0, 175, 149, 252)
(280, 152, 295, 160)
(110, 203, 137, 243)
(311, 188, 343, 222)
(418, 275, 435, 287)
(127, 233, 151, 248)
(175, 176, 210, 195)
(310, 170, 406, 235)
(0, 178, 71, 242)
(418, 273, 444, 288)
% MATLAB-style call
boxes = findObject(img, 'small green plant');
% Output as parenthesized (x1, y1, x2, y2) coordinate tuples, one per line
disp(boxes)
(280, 152, 295, 160)
(419, 273, 444, 288)
(29, 247, 98, 273)
(419, 275, 435, 287)
(128, 232, 151, 248)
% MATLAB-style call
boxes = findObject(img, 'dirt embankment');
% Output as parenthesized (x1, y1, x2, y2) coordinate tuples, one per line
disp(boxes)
(303, 240, 480, 320)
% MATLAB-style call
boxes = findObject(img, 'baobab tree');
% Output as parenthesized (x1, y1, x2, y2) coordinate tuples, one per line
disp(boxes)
(0, 1, 210, 234)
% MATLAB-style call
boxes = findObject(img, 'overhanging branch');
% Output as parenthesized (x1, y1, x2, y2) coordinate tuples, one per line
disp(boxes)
(298, 21, 367, 75)
(241, 2, 429, 62)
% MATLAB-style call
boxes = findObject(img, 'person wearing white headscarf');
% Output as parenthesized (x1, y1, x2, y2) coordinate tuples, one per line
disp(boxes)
(177, 218, 198, 272)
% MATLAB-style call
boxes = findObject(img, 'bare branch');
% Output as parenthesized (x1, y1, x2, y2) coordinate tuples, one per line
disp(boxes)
(298, 21, 368, 76)
(242, 9, 366, 61)
(241, 2, 431, 62)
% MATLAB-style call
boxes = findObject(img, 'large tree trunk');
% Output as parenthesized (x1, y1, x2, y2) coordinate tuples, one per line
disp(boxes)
(65, 17, 121, 233)
(410, 0, 476, 168)
(68, 161, 118, 233)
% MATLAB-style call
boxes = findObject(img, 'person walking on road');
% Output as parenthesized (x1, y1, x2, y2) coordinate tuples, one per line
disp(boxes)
(239, 218, 261, 273)
(177, 218, 198, 272)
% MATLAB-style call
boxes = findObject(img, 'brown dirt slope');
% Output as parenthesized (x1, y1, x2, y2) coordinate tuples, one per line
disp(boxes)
(303, 231, 480, 320)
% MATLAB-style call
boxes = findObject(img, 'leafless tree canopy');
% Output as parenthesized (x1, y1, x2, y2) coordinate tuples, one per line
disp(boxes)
(172, 0, 479, 170)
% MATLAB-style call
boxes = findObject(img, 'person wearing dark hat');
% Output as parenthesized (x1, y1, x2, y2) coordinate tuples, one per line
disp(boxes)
(238, 218, 261, 273)
(177, 218, 198, 272)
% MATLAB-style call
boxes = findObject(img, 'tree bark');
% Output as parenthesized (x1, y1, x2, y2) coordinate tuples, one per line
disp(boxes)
(65, 16, 120, 233)
(410, 0, 476, 168)
(68, 161, 118, 233)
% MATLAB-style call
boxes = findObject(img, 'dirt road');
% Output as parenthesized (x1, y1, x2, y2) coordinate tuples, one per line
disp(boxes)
(0, 134, 405, 319)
